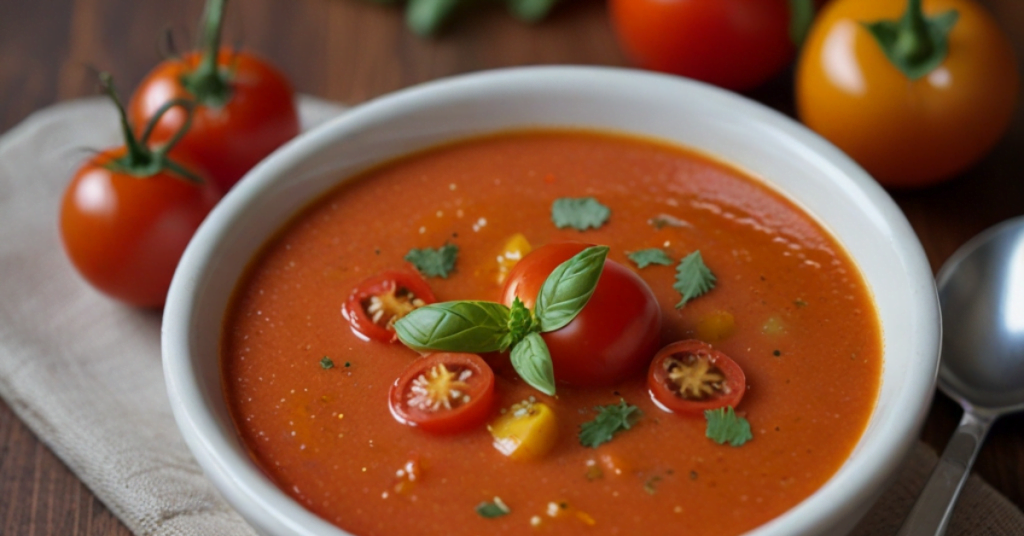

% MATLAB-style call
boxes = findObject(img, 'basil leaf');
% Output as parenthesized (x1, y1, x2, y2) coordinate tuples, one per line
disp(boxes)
(394, 301, 511, 353)
(510, 332, 556, 396)
(506, 0, 559, 22)
(535, 245, 609, 332)
(406, 0, 461, 36)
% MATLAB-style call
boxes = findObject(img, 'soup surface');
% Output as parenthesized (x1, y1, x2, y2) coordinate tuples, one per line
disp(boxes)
(223, 130, 882, 536)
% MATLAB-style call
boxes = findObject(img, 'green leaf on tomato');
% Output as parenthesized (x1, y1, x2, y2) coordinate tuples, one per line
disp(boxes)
(501, 296, 539, 351)
(510, 332, 556, 396)
(704, 406, 753, 447)
(535, 245, 609, 332)
(578, 399, 642, 448)
(674, 250, 716, 308)
(627, 248, 673, 269)
(405, 243, 459, 278)
(394, 301, 511, 353)
(551, 197, 611, 231)
(862, 3, 959, 81)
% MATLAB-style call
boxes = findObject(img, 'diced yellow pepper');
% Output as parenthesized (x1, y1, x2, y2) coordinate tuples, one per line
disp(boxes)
(696, 310, 735, 342)
(496, 233, 532, 285)
(488, 400, 558, 461)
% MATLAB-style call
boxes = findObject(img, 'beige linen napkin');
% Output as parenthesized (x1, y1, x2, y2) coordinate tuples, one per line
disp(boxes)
(0, 97, 1021, 536)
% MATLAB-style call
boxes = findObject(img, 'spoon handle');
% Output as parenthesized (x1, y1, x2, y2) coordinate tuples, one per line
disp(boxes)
(895, 410, 995, 536)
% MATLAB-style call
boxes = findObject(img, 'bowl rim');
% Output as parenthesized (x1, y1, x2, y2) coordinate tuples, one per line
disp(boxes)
(163, 65, 940, 536)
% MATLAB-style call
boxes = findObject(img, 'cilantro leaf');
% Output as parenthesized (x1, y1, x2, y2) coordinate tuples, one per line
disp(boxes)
(628, 248, 673, 269)
(578, 399, 642, 448)
(405, 243, 459, 278)
(475, 498, 510, 518)
(704, 406, 753, 447)
(674, 250, 716, 308)
(320, 356, 334, 369)
(552, 197, 610, 231)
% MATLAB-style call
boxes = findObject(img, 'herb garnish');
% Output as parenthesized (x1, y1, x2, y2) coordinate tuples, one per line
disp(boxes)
(673, 250, 716, 307)
(704, 406, 753, 447)
(320, 356, 334, 369)
(627, 248, 673, 269)
(552, 197, 610, 231)
(578, 399, 642, 448)
(395, 245, 610, 396)
(405, 243, 459, 278)
(475, 497, 511, 518)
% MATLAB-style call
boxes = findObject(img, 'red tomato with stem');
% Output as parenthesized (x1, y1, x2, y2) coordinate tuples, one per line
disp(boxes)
(342, 271, 437, 343)
(60, 75, 219, 308)
(609, 0, 796, 91)
(388, 353, 495, 434)
(500, 243, 662, 387)
(128, 0, 299, 193)
(648, 340, 747, 416)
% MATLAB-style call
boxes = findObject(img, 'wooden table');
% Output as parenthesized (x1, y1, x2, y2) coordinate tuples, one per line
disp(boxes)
(1, 0, 1021, 534)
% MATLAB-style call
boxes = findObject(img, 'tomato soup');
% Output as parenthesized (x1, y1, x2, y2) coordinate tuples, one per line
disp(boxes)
(222, 130, 882, 536)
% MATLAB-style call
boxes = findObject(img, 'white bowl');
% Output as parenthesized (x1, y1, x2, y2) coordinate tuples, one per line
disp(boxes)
(163, 66, 940, 536)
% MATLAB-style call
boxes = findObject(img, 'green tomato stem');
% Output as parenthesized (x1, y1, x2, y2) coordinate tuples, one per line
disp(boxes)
(98, 73, 151, 169)
(182, 0, 232, 106)
(862, 0, 959, 80)
(96, 73, 203, 183)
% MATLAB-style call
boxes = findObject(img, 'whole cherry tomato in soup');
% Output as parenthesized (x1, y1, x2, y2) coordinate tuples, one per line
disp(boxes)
(128, 0, 299, 192)
(60, 75, 219, 308)
(796, 0, 1018, 187)
(388, 352, 495, 434)
(609, 0, 795, 91)
(342, 271, 437, 343)
(648, 340, 747, 416)
(500, 243, 662, 387)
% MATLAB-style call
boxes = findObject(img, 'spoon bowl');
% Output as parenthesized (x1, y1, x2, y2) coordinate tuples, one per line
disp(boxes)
(898, 215, 1024, 535)
(938, 216, 1024, 413)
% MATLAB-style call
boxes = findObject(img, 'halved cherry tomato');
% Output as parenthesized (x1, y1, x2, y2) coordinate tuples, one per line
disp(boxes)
(128, 0, 299, 192)
(648, 340, 746, 416)
(609, 0, 795, 92)
(500, 243, 662, 386)
(388, 353, 495, 434)
(342, 271, 437, 343)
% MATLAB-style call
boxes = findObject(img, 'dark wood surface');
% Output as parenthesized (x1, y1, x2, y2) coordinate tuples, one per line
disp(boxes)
(1, 1, 1021, 534)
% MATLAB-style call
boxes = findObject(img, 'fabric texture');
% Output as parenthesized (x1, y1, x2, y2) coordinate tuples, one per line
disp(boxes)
(0, 97, 1020, 536)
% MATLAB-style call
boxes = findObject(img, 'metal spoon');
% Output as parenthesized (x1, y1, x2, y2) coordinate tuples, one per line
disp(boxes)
(897, 216, 1024, 536)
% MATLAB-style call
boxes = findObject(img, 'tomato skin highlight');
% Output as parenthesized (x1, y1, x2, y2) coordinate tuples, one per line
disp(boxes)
(648, 340, 747, 416)
(128, 49, 300, 193)
(500, 243, 662, 387)
(796, 0, 1018, 188)
(342, 270, 437, 343)
(610, 0, 795, 91)
(59, 148, 220, 308)
(388, 353, 496, 434)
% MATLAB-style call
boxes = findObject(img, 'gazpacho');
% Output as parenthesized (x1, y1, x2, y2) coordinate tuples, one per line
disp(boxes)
(222, 130, 882, 536)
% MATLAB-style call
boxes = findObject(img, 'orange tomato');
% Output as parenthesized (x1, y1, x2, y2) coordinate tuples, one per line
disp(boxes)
(796, 0, 1018, 188)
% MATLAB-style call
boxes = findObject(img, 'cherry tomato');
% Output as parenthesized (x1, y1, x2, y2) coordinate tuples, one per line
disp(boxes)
(500, 243, 662, 387)
(342, 271, 437, 343)
(60, 147, 219, 308)
(609, 0, 795, 91)
(388, 352, 496, 433)
(129, 0, 299, 192)
(796, 0, 1018, 188)
(648, 340, 747, 416)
